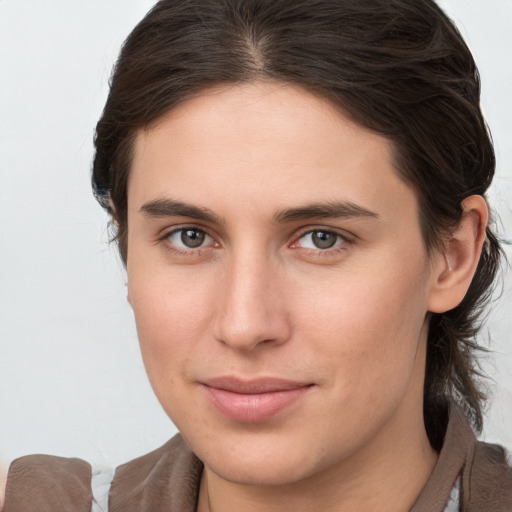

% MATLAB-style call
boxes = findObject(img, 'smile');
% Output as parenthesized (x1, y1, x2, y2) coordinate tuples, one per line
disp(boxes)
(201, 377, 314, 423)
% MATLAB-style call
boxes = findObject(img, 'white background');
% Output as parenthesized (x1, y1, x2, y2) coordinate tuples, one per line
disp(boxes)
(0, 0, 511, 468)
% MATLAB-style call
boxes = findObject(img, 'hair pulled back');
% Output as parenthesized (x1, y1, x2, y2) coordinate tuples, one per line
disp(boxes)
(92, 0, 502, 436)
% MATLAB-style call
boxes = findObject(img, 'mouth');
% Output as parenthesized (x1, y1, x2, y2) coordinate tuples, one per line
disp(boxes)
(200, 377, 314, 423)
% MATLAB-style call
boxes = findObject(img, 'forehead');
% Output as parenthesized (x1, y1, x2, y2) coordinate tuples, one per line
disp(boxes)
(128, 81, 418, 223)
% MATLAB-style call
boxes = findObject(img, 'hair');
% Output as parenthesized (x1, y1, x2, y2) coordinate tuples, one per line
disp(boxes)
(92, 0, 502, 439)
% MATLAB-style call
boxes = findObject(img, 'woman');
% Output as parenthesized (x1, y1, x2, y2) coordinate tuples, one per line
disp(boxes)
(3, 0, 511, 510)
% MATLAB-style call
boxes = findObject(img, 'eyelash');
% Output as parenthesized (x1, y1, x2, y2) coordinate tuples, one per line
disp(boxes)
(158, 226, 218, 257)
(290, 228, 354, 257)
(158, 226, 354, 258)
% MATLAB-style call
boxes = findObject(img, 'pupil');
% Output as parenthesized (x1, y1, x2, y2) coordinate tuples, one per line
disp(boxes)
(181, 229, 205, 248)
(312, 231, 336, 249)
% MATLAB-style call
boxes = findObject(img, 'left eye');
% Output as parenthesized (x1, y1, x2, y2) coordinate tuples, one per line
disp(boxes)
(167, 228, 213, 249)
(297, 230, 345, 250)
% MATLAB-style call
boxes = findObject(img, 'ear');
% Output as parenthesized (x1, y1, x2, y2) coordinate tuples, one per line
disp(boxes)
(428, 195, 489, 314)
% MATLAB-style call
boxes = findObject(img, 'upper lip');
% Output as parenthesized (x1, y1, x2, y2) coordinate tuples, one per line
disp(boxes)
(201, 377, 313, 394)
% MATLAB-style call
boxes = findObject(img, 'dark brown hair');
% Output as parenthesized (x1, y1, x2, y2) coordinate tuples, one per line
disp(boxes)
(92, 0, 502, 436)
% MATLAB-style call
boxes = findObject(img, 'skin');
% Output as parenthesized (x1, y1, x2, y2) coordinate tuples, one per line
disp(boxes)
(126, 82, 487, 512)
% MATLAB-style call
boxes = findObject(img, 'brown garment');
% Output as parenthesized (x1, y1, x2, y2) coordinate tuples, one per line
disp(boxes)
(4, 455, 92, 511)
(4, 404, 512, 511)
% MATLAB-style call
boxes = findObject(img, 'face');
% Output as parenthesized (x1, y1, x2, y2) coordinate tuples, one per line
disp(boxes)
(127, 82, 438, 485)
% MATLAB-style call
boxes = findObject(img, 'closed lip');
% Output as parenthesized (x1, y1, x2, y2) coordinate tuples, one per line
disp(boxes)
(200, 377, 314, 422)
(200, 376, 314, 394)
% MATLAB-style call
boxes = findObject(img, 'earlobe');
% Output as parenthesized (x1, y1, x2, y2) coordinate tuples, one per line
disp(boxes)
(428, 195, 489, 314)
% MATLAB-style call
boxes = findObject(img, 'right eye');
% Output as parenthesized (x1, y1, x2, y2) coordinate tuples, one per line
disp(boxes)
(166, 228, 214, 250)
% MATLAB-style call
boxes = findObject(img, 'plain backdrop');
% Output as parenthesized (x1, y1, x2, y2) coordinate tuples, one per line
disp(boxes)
(1, 0, 511, 468)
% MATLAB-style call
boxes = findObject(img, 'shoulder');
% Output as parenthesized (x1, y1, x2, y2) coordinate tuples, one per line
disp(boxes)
(446, 404, 512, 510)
(3, 454, 92, 512)
(2, 435, 201, 512)
(464, 439, 512, 510)
(445, 404, 512, 510)
(413, 402, 512, 512)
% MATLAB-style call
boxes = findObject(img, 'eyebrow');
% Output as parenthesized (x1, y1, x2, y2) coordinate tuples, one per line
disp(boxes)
(273, 201, 379, 223)
(139, 198, 379, 224)
(140, 198, 222, 224)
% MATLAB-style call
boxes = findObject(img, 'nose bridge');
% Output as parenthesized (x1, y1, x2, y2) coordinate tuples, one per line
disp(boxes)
(214, 244, 289, 351)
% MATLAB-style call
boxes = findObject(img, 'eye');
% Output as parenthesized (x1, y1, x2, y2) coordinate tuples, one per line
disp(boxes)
(167, 228, 214, 249)
(296, 230, 345, 250)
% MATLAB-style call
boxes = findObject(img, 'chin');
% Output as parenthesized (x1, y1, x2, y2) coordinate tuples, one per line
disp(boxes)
(180, 425, 341, 487)
(206, 454, 316, 487)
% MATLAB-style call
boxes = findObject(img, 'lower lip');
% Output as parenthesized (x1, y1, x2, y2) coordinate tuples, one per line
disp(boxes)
(202, 385, 311, 423)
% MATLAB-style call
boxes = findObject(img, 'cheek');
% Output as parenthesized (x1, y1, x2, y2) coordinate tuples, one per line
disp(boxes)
(292, 257, 431, 393)
(127, 271, 218, 429)
(127, 265, 216, 384)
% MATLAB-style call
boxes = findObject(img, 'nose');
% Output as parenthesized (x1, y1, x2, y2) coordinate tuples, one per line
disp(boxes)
(212, 252, 291, 352)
